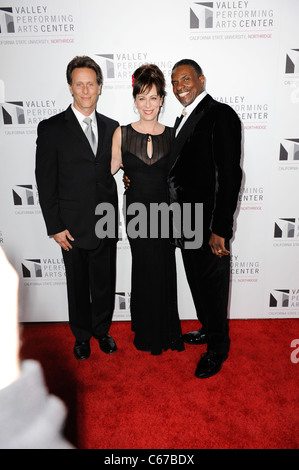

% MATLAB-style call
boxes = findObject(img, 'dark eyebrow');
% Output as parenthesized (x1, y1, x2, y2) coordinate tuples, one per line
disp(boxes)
(171, 74, 190, 84)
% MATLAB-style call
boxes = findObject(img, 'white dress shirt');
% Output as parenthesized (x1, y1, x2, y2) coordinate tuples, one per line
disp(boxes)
(71, 105, 98, 143)
(175, 90, 207, 136)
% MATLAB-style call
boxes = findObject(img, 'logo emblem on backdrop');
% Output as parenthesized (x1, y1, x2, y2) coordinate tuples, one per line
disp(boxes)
(12, 185, 35, 206)
(274, 218, 295, 238)
(273, 218, 299, 247)
(115, 292, 127, 310)
(115, 292, 131, 317)
(269, 289, 289, 307)
(22, 259, 42, 278)
(0, 81, 64, 128)
(1, 101, 25, 124)
(96, 54, 115, 79)
(269, 289, 299, 311)
(21, 258, 66, 281)
(12, 184, 41, 216)
(0, 7, 14, 33)
(285, 49, 299, 74)
(0, 5, 75, 36)
(190, 2, 213, 29)
(279, 139, 299, 161)
(94, 52, 173, 84)
(188, 1, 275, 35)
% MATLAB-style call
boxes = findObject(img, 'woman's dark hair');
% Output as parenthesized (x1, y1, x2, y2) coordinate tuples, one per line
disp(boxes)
(66, 56, 103, 85)
(172, 59, 203, 77)
(132, 64, 166, 100)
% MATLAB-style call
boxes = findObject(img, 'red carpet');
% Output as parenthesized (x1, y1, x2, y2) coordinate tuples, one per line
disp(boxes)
(20, 319, 299, 450)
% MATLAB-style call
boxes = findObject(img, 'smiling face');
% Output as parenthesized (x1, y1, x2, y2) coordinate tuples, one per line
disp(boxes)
(134, 84, 163, 122)
(69, 67, 102, 116)
(171, 65, 205, 107)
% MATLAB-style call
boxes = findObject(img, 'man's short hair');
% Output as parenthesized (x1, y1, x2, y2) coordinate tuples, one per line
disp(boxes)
(172, 59, 203, 77)
(66, 56, 103, 85)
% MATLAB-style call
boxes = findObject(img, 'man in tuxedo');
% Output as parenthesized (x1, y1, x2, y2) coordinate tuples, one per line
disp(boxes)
(35, 56, 119, 360)
(169, 59, 242, 378)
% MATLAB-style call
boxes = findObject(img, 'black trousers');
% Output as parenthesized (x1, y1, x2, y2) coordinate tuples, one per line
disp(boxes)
(62, 239, 117, 342)
(181, 242, 231, 354)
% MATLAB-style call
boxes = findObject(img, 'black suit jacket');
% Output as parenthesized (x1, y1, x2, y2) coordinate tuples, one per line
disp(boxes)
(35, 105, 119, 250)
(168, 94, 242, 247)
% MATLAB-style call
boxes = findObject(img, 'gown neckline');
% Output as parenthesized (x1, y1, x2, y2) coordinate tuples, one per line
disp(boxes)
(130, 123, 166, 138)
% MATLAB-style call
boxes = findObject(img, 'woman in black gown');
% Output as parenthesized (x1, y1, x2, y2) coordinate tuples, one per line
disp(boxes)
(111, 64, 184, 355)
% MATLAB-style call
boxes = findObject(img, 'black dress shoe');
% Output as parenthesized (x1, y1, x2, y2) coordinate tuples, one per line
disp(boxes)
(73, 340, 90, 360)
(98, 334, 117, 354)
(182, 329, 207, 345)
(195, 351, 228, 379)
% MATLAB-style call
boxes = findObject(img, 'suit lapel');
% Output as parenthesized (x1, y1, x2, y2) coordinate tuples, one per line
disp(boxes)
(173, 114, 183, 132)
(65, 106, 98, 160)
(168, 94, 215, 172)
(95, 112, 106, 159)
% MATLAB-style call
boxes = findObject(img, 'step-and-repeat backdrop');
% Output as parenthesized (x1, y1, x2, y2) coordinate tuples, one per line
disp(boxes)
(1, 0, 298, 322)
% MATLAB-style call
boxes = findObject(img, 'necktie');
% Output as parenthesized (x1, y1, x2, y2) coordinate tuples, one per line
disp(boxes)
(83, 117, 97, 155)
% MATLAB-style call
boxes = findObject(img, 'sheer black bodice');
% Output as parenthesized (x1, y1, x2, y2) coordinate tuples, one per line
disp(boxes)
(121, 125, 174, 203)
(121, 124, 174, 165)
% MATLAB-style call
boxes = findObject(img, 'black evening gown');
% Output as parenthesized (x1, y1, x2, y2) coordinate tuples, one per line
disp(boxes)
(121, 124, 184, 355)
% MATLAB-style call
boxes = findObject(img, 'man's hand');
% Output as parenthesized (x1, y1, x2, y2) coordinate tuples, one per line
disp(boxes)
(209, 233, 229, 258)
(123, 174, 130, 190)
(53, 230, 74, 251)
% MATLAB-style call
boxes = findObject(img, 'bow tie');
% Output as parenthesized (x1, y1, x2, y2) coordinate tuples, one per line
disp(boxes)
(174, 108, 187, 131)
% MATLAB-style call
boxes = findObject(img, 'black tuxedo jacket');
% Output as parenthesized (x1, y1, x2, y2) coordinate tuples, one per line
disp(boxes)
(35, 105, 119, 250)
(168, 94, 242, 247)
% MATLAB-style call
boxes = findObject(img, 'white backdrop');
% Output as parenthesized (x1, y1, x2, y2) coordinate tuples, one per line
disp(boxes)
(1, 0, 299, 322)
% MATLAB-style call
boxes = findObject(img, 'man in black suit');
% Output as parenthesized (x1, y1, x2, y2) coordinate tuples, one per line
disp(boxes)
(35, 56, 119, 360)
(169, 59, 242, 378)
